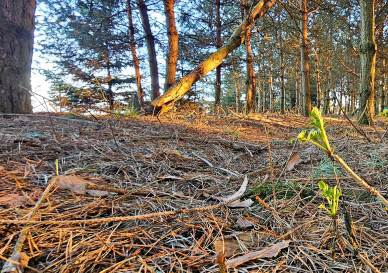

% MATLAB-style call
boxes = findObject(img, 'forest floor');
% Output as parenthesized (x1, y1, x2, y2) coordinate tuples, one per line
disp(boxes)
(0, 109, 387, 272)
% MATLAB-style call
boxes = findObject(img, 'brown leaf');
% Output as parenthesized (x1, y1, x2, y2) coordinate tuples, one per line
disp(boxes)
(285, 152, 303, 172)
(55, 175, 110, 196)
(0, 194, 27, 207)
(214, 239, 241, 257)
(226, 240, 290, 268)
(236, 217, 255, 228)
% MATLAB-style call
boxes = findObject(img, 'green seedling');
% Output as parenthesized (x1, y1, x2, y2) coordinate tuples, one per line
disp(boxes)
(55, 159, 59, 176)
(318, 181, 341, 218)
(298, 107, 388, 209)
(298, 107, 333, 155)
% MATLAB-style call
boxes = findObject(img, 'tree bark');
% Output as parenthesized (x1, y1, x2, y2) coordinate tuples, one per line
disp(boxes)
(127, 0, 145, 108)
(0, 0, 35, 113)
(381, 57, 386, 112)
(137, 0, 160, 100)
(245, 1, 256, 114)
(268, 48, 274, 112)
(233, 69, 241, 113)
(358, 0, 376, 125)
(164, 0, 178, 92)
(152, 0, 276, 113)
(214, 0, 222, 113)
(300, 0, 312, 116)
(279, 29, 286, 114)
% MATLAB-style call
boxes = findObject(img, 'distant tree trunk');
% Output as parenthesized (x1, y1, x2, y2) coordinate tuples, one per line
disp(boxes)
(300, 0, 312, 116)
(358, 0, 376, 125)
(381, 57, 386, 112)
(137, 0, 160, 100)
(279, 31, 286, 114)
(0, 0, 35, 113)
(314, 46, 322, 110)
(127, 0, 145, 108)
(268, 49, 274, 112)
(164, 0, 178, 92)
(106, 54, 114, 110)
(233, 69, 241, 112)
(214, 0, 222, 113)
(351, 66, 356, 114)
(152, 0, 276, 113)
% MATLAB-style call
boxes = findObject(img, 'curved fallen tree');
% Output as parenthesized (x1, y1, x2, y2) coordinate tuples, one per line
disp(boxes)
(152, 0, 277, 115)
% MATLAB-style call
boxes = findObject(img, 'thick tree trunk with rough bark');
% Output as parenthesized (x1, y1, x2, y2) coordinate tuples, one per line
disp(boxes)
(358, 0, 376, 125)
(0, 0, 35, 113)
(300, 0, 312, 116)
(152, 0, 276, 114)
(164, 0, 178, 92)
(214, 0, 222, 112)
(127, 0, 145, 108)
(137, 0, 160, 100)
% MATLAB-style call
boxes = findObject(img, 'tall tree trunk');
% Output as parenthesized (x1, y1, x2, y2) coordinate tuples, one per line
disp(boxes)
(164, 0, 178, 92)
(268, 49, 274, 112)
(152, 0, 276, 113)
(137, 0, 160, 100)
(0, 0, 35, 113)
(233, 69, 241, 112)
(314, 45, 322, 110)
(245, 1, 256, 114)
(300, 0, 312, 116)
(106, 54, 114, 110)
(381, 57, 386, 112)
(127, 0, 145, 108)
(358, 0, 376, 125)
(214, 0, 222, 112)
(279, 37, 285, 113)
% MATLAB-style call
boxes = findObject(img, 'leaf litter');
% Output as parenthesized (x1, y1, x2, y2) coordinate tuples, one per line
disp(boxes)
(0, 112, 387, 272)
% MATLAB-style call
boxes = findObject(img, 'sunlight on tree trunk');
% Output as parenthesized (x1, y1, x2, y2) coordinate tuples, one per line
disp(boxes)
(152, 0, 276, 114)
(358, 0, 376, 125)
(300, 0, 312, 116)
(164, 0, 178, 92)
(127, 0, 145, 108)
(245, 0, 257, 114)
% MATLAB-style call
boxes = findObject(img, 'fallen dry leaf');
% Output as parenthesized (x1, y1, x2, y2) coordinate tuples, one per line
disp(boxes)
(236, 217, 255, 228)
(214, 238, 241, 257)
(285, 152, 303, 172)
(0, 193, 27, 207)
(55, 175, 110, 196)
(226, 240, 290, 268)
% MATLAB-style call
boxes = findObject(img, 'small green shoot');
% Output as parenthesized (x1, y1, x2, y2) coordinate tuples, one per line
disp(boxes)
(55, 159, 59, 176)
(298, 107, 333, 155)
(298, 107, 388, 208)
(318, 181, 341, 218)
